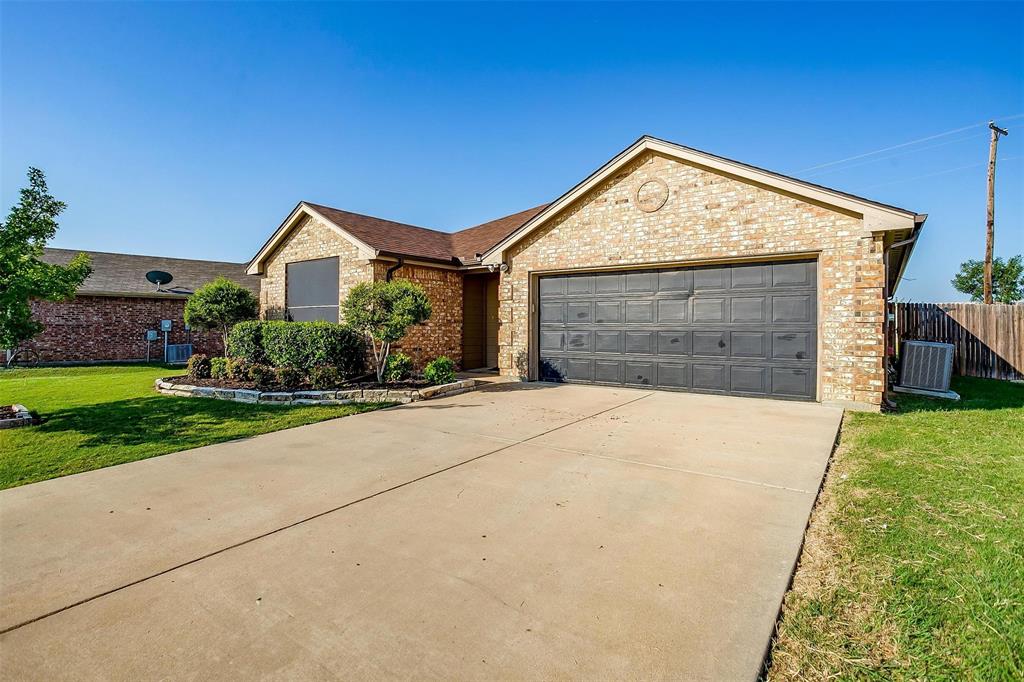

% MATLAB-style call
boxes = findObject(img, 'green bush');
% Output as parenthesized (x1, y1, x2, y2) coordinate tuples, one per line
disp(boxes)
(186, 354, 211, 380)
(226, 357, 249, 381)
(247, 363, 276, 390)
(227, 320, 265, 364)
(210, 356, 228, 380)
(227, 320, 364, 377)
(275, 365, 304, 389)
(308, 366, 343, 390)
(424, 356, 456, 386)
(384, 352, 413, 383)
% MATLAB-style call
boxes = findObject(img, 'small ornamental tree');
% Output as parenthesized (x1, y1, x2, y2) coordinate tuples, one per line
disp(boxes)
(183, 277, 259, 353)
(0, 168, 92, 351)
(343, 279, 432, 384)
(952, 256, 1023, 304)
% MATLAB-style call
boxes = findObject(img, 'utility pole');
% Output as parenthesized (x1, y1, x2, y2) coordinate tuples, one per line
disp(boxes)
(985, 120, 1009, 304)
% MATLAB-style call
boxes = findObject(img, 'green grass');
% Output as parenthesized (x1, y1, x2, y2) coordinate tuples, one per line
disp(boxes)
(768, 377, 1024, 681)
(0, 364, 386, 490)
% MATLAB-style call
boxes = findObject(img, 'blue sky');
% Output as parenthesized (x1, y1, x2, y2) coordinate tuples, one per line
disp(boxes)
(2, 1, 1022, 301)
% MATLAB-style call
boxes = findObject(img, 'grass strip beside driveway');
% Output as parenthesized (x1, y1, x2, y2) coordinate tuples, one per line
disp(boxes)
(0, 364, 385, 490)
(768, 377, 1024, 680)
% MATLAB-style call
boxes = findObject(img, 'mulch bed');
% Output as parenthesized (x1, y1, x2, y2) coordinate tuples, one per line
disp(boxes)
(165, 375, 431, 393)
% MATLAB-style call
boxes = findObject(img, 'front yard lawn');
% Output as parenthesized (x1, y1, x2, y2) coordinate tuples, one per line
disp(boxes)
(0, 364, 385, 490)
(768, 377, 1024, 680)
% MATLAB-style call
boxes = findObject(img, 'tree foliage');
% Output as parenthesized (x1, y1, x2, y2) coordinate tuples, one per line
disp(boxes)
(0, 168, 92, 349)
(342, 279, 432, 383)
(183, 277, 259, 352)
(951, 256, 1023, 304)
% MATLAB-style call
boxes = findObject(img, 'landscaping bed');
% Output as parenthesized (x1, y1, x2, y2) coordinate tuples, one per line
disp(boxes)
(155, 376, 481, 405)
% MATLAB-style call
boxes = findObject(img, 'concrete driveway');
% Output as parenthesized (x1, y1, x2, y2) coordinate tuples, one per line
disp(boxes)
(0, 383, 842, 680)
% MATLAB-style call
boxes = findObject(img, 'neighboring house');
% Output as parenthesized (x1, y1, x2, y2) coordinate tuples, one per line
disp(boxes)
(24, 249, 259, 363)
(247, 136, 925, 409)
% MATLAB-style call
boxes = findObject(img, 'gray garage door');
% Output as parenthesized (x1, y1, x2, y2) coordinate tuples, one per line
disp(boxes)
(537, 260, 817, 400)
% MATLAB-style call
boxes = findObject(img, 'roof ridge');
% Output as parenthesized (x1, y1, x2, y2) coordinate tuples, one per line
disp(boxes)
(43, 246, 247, 266)
(303, 201, 454, 239)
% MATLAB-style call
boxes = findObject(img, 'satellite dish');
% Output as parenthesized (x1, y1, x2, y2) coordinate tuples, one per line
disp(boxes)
(146, 270, 173, 290)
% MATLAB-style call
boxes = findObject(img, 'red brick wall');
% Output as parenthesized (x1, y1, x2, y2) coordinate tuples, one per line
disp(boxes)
(23, 295, 223, 363)
(370, 262, 464, 369)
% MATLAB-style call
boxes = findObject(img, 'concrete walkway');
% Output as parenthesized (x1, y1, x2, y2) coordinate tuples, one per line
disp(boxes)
(0, 383, 842, 680)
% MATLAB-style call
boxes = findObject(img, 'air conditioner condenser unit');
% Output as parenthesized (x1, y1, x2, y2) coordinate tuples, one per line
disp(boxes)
(893, 340, 959, 400)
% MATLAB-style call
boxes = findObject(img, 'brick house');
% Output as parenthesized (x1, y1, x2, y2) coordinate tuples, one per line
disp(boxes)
(22, 249, 259, 363)
(247, 136, 925, 409)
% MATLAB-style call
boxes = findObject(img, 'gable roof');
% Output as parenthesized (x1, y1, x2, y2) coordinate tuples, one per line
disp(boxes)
(480, 135, 925, 264)
(246, 201, 547, 274)
(248, 135, 924, 273)
(42, 248, 259, 298)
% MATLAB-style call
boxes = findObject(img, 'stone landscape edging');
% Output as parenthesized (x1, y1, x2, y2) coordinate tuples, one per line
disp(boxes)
(154, 377, 480, 405)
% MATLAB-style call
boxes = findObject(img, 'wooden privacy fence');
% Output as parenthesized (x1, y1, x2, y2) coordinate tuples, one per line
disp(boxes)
(892, 302, 1024, 381)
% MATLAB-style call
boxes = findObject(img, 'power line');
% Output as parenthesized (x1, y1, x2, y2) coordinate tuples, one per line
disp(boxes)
(795, 113, 1024, 174)
(856, 156, 1022, 191)
(802, 131, 989, 178)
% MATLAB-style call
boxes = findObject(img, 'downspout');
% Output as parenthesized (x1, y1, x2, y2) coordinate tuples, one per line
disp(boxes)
(385, 257, 404, 282)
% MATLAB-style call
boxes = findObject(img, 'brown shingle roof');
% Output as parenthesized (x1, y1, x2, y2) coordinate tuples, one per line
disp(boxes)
(304, 201, 548, 265)
(41, 248, 260, 298)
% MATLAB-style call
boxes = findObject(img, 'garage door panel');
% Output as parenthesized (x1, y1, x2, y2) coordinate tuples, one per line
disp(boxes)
(624, 361, 654, 386)
(657, 362, 690, 388)
(625, 331, 654, 354)
(593, 360, 622, 384)
(566, 331, 592, 352)
(772, 295, 814, 324)
(693, 298, 727, 322)
(540, 302, 565, 323)
(731, 296, 767, 323)
(731, 331, 767, 358)
(625, 300, 654, 323)
(658, 269, 693, 292)
(657, 299, 688, 323)
(772, 261, 815, 287)
(694, 267, 728, 290)
(771, 366, 814, 398)
(731, 365, 768, 395)
(540, 331, 565, 352)
(772, 331, 814, 360)
(567, 302, 591, 323)
(693, 331, 728, 357)
(626, 272, 656, 293)
(657, 331, 691, 355)
(731, 263, 769, 289)
(566, 276, 594, 295)
(566, 358, 593, 381)
(692, 364, 727, 392)
(594, 273, 623, 294)
(537, 260, 816, 400)
(595, 301, 621, 323)
(595, 331, 622, 353)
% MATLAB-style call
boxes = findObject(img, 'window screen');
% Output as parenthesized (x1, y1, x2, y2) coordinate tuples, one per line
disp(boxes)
(286, 257, 339, 322)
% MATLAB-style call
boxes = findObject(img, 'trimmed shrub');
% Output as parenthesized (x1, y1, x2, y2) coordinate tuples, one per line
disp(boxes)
(186, 354, 211, 380)
(275, 365, 304, 389)
(383, 352, 413, 383)
(227, 320, 365, 378)
(308, 366, 343, 390)
(210, 356, 228, 380)
(247, 363, 276, 390)
(226, 357, 250, 381)
(227, 320, 265, 364)
(424, 356, 456, 386)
